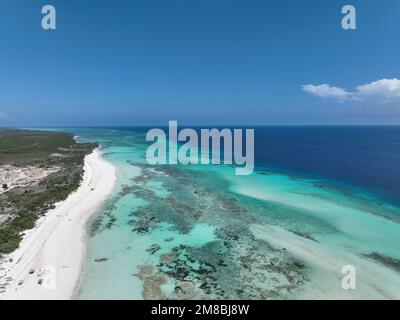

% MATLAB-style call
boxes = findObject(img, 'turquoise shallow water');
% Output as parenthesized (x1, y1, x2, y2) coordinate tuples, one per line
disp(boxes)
(54, 127, 400, 299)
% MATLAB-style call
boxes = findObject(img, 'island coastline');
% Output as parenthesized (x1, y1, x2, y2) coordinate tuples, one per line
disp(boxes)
(0, 149, 116, 300)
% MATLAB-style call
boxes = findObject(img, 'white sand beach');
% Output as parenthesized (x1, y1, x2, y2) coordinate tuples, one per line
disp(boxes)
(0, 149, 116, 300)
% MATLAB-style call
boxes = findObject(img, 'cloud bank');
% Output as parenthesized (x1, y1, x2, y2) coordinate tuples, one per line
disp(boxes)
(302, 78, 400, 103)
(302, 84, 351, 102)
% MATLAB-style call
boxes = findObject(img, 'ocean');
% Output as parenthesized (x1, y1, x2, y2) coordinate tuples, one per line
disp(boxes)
(56, 126, 400, 299)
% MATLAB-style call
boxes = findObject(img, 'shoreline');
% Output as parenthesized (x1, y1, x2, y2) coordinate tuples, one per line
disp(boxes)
(0, 149, 116, 300)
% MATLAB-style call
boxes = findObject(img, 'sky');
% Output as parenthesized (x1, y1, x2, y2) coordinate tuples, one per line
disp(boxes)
(1, 0, 400, 126)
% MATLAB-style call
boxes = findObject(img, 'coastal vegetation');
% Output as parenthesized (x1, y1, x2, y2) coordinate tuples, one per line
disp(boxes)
(0, 129, 96, 254)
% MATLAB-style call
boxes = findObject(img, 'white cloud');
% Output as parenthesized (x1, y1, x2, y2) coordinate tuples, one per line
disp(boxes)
(302, 84, 351, 102)
(356, 78, 400, 102)
(0, 112, 7, 119)
(303, 78, 400, 103)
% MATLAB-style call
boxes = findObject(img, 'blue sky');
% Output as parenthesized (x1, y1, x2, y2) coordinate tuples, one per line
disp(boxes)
(1, 0, 400, 126)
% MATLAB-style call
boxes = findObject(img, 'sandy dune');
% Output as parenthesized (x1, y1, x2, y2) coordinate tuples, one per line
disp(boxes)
(0, 165, 60, 195)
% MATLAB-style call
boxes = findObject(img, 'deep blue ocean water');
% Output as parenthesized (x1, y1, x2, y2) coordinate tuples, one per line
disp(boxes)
(253, 126, 400, 206)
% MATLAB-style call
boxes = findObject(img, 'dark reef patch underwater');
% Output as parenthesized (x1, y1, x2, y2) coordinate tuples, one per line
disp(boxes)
(90, 163, 309, 299)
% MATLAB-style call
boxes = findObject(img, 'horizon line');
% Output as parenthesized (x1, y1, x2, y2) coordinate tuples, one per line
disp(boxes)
(3, 124, 400, 129)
